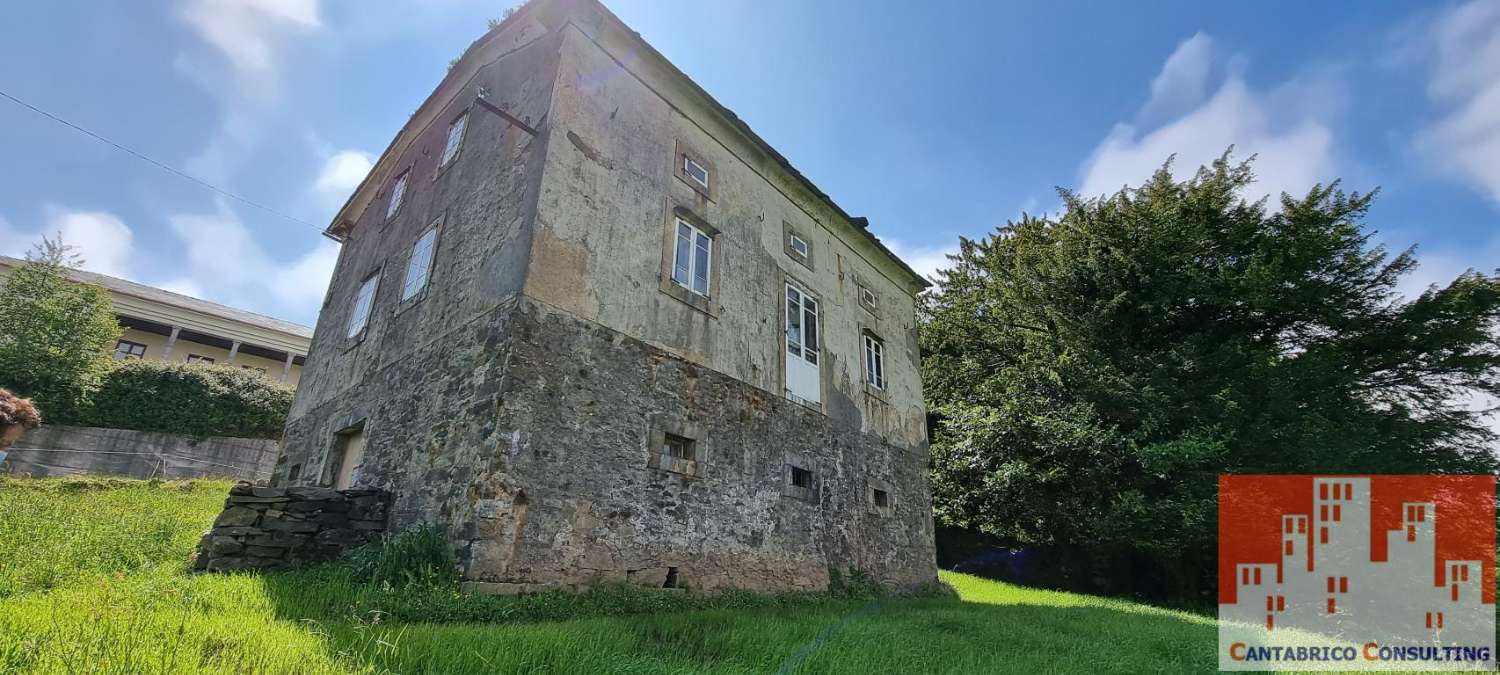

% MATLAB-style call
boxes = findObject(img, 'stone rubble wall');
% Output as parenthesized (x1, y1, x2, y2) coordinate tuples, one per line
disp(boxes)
(193, 482, 390, 572)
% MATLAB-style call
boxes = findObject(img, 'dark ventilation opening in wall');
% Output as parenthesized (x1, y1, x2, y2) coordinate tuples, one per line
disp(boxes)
(663, 566, 679, 589)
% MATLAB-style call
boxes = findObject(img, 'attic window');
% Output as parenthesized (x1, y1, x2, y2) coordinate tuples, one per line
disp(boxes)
(683, 156, 709, 189)
(789, 233, 809, 258)
(858, 285, 878, 313)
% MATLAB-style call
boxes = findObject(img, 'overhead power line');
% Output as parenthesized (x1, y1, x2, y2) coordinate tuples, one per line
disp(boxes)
(0, 88, 326, 234)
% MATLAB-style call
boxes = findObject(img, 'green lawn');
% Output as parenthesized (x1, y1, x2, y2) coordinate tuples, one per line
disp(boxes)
(0, 476, 1218, 673)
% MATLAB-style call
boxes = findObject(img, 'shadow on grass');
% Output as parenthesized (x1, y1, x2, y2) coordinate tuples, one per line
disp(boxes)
(249, 570, 1220, 674)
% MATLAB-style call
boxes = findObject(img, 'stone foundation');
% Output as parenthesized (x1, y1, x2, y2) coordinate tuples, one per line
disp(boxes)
(192, 482, 390, 572)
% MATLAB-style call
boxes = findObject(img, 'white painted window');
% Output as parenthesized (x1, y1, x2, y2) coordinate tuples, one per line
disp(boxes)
(440, 111, 468, 167)
(859, 286, 877, 311)
(789, 233, 809, 257)
(785, 283, 821, 405)
(386, 171, 409, 219)
(863, 333, 886, 390)
(683, 155, 709, 189)
(401, 225, 438, 300)
(347, 274, 379, 338)
(671, 218, 712, 297)
(113, 340, 146, 360)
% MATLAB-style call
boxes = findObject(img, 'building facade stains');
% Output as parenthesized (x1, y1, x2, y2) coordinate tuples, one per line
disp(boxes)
(275, 0, 937, 592)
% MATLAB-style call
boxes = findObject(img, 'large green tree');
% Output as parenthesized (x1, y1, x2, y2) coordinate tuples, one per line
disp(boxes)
(0, 239, 121, 421)
(922, 155, 1500, 601)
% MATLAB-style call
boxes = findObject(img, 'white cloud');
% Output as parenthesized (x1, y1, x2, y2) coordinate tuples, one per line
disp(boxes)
(1078, 33, 1341, 205)
(0, 208, 136, 279)
(882, 238, 959, 288)
(1412, 0, 1500, 205)
(177, 0, 320, 77)
(174, 0, 322, 183)
(312, 150, 374, 206)
(167, 198, 336, 318)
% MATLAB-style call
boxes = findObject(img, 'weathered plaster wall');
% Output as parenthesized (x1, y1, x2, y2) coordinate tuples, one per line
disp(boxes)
(275, 18, 563, 523)
(527, 22, 927, 448)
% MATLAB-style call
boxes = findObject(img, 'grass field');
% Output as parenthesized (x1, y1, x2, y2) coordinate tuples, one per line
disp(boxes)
(0, 476, 1219, 673)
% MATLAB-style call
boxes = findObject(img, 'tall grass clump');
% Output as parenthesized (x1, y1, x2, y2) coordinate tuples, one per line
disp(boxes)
(341, 524, 458, 589)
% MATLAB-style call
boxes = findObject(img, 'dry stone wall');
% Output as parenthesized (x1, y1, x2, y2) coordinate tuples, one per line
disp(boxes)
(193, 482, 389, 572)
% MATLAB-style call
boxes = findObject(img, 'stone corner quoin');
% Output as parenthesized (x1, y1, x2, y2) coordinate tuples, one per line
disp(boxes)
(257, 0, 937, 593)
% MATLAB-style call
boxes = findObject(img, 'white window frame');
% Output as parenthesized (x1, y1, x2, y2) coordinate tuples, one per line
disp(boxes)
(386, 170, 409, 219)
(860, 286, 877, 310)
(113, 340, 146, 360)
(671, 218, 713, 298)
(682, 155, 709, 189)
(786, 284, 820, 366)
(789, 233, 809, 258)
(401, 224, 439, 301)
(347, 274, 380, 338)
(863, 333, 886, 390)
(439, 111, 468, 168)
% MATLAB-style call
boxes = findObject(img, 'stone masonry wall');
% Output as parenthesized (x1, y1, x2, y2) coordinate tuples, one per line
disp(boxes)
(447, 299, 937, 593)
(193, 483, 389, 572)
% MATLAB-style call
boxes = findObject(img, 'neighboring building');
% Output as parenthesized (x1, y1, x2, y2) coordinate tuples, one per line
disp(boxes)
(0, 257, 310, 385)
(276, 0, 937, 592)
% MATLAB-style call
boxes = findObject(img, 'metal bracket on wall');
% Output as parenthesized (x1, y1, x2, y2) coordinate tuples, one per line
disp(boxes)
(474, 95, 538, 137)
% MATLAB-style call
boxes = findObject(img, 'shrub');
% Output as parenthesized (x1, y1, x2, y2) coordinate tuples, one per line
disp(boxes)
(83, 360, 295, 439)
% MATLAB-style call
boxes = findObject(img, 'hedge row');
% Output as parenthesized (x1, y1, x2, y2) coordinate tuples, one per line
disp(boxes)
(63, 360, 296, 439)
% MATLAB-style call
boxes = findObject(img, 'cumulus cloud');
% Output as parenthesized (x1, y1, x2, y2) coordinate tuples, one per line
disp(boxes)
(0, 208, 136, 279)
(1411, 0, 1500, 205)
(167, 198, 337, 319)
(312, 150, 374, 207)
(1078, 33, 1341, 204)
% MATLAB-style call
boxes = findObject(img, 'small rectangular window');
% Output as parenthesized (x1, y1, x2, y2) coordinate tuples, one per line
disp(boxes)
(661, 433, 695, 462)
(873, 488, 890, 508)
(347, 273, 380, 338)
(671, 218, 712, 297)
(185, 354, 215, 365)
(440, 111, 468, 168)
(240, 365, 267, 375)
(402, 225, 439, 300)
(790, 465, 813, 489)
(683, 156, 709, 189)
(113, 340, 147, 360)
(859, 286, 878, 312)
(386, 170, 409, 219)
(863, 334, 886, 389)
(789, 233, 808, 257)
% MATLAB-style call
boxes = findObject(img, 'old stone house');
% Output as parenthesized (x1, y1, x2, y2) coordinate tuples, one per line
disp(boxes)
(274, 0, 937, 592)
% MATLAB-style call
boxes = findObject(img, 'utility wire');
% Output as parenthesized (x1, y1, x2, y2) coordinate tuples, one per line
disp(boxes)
(0, 88, 326, 234)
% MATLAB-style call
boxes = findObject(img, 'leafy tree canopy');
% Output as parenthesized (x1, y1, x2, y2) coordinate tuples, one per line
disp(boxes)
(0, 238, 121, 420)
(921, 154, 1500, 600)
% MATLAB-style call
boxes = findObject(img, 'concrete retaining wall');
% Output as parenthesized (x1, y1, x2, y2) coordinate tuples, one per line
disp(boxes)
(1, 425, 279, 481)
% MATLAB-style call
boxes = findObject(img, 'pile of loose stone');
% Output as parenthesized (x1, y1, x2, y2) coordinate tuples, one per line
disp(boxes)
(193, 482, 389, 572)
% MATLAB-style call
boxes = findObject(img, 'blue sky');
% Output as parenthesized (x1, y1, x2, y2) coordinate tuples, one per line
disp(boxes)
(2, 0, 1498, 329)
